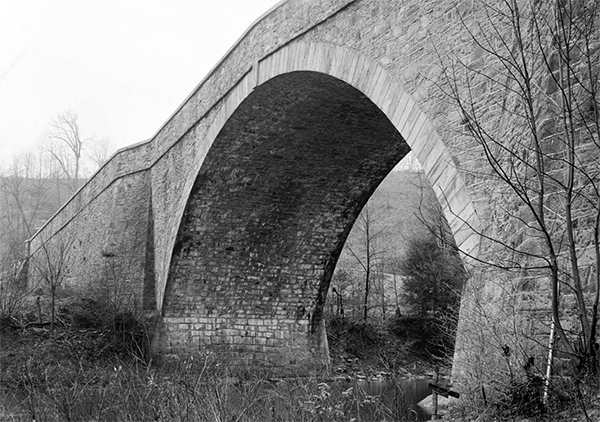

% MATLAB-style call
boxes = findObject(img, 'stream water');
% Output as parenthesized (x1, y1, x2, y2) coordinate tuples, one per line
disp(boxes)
(338, 377, 433, 420)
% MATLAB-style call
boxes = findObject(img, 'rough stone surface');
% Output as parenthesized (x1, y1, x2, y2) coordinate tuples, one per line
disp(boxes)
(160, 72, 408, 368)
(27, 0, 591, 378)
(25, 0, 483, 375)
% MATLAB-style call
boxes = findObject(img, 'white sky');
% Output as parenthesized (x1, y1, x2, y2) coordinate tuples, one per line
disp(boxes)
(0, 0, 281, 164)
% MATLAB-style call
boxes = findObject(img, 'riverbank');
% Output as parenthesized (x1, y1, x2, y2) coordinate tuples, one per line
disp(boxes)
(0, 325, 421, 421)
(325, 317, 600, 422)
(1, 298, 598, 421)
(326, 316, 448, 379)
(0, 296, 437, 421)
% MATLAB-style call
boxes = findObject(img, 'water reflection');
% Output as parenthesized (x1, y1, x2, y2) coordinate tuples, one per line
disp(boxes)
(335, 377, 432, 421)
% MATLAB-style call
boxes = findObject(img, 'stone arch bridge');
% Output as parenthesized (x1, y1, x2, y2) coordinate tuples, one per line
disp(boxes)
(29, 0, 483, 372)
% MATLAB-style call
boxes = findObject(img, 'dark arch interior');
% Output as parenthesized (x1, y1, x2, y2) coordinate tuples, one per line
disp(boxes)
(165, 71, 410, 331)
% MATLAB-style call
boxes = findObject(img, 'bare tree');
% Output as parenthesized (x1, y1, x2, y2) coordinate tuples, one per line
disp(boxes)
(33, 237, 73, 331)
(0, 153, 49, 249)
(329, 268, 362, 320)
(346, 201, 393, 321)
(46, 111, 92, 192)
(0, 242, 29, 321)
(439, 0, 599, 377)
(88, 137, 113, 170)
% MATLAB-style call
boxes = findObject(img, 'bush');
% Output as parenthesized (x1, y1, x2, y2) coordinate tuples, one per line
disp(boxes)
(399, 237, 465, 318)
(493, 377, 545, 418)
(388, 315, 454, 361)
(55, 297, 150, 363)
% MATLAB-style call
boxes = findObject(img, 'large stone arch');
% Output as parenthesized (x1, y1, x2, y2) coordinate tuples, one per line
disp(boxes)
(157, 42, 480, 370)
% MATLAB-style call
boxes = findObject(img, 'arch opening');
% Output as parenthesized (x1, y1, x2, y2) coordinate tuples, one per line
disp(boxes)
(326, 163, 468, 363)
(161, 71, 411, 370)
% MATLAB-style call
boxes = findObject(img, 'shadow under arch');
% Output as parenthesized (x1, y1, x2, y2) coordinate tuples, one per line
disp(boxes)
(158, 42, 479, 371)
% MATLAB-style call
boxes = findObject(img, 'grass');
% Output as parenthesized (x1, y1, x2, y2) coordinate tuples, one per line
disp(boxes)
(0, 344, 417, 421)
(0, 297, 421, 422)
(2, 294, 598, 421)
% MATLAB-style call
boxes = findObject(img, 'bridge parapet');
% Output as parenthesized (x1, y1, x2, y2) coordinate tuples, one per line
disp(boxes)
(29, 140, 153, 254)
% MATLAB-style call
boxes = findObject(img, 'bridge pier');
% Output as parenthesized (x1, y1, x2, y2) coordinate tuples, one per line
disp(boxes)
(156, 314, 329, 374)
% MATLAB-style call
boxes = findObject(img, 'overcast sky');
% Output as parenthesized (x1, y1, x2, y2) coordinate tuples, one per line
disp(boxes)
(0, 0, 281, 165)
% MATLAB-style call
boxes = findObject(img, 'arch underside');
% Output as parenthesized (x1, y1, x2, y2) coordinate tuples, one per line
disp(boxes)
(160, 71, 410, 368)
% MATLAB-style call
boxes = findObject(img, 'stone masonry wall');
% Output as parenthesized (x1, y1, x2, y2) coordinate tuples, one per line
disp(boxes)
(27, 0, 595, 382)
(27, 0, 484, 374)
(28, 142, 155, 313)
(148, 0, 359, 314)
(158, 71, 409, 371)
